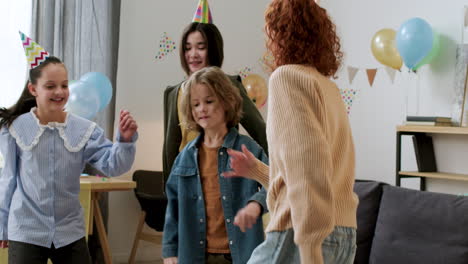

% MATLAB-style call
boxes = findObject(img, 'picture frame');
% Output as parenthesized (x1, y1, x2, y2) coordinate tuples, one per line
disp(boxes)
(451, 44, 468, 126)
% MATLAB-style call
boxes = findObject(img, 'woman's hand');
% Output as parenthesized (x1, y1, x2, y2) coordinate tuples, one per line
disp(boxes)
(234, 202, 262, 232)
(119, 110, 138, 142)
(163, 257, 178, 264)
(223, 145, 258, 179)
(0, 240, 8, 248)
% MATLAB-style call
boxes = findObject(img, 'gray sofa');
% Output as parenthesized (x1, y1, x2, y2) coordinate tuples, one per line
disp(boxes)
(353, 180, 468, 264)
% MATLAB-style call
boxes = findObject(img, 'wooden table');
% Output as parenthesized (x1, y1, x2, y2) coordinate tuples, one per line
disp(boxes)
(80, 176, 136, 264)
(0, 176, 135, 264)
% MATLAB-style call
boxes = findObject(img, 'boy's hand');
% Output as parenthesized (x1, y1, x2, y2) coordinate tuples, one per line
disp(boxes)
(163, 257, 178, 264)
(222, 145, 258, 179)
(119, 110, 138, 142)
(234, 201, 262, 232)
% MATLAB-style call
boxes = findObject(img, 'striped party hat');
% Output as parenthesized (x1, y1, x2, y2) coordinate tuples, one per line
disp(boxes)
(19, 31, 49, 69)
(192, 0, 213, 24)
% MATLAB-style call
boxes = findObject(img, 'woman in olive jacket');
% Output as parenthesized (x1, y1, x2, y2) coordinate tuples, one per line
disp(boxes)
(163, 22, 268, 185)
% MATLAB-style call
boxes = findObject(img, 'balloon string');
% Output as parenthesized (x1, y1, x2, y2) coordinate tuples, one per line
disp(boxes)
(416, 73, 420, 115)
(405, 73, 409, 117)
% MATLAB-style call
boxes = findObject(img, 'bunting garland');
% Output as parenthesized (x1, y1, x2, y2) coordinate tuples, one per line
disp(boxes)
(345, 65, 399, 86)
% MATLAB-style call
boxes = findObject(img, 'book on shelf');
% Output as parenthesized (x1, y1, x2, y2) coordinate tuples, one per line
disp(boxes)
(412, 134, 437, 172)
(405, 121, 453, 126)
(406, 116, 451, 122)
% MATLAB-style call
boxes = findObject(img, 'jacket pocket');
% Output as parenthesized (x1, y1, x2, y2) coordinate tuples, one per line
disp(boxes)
(172, 166, 199, 199)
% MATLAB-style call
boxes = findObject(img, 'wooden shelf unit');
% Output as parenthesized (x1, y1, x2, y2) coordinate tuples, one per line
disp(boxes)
(397, 125, 468, 135)
(396, 125, 468, 190)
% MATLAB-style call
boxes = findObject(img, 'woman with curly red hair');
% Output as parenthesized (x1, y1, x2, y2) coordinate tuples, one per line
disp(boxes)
(223, 0, 358, 263)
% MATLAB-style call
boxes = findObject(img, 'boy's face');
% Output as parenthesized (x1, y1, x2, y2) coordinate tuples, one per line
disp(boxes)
(190, 83, 226, 131)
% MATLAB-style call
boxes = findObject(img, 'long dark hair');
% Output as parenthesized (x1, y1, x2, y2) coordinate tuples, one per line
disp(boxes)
(0, 56, 64, 129)
(179, 22, 224, 75)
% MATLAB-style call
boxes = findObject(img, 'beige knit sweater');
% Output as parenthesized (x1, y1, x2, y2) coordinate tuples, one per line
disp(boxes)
(249, 64, 358, 264)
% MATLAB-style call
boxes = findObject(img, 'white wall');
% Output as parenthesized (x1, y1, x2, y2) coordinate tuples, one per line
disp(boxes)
(111, 0, 468, 262)
(111, 0, 270, 262)
(0, 0, 31, 108)
(322, 0, 468, 192)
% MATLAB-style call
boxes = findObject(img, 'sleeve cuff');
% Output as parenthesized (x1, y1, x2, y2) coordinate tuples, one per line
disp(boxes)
(0, 229, 7, 241)
(248, 191, 267, 214)
(162, 245, 178, 258)
(248, 159, 270, 189)
(116, 132, 138, 143)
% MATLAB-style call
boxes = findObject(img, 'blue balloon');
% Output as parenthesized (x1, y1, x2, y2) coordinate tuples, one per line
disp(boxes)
(80, 72, 113, 112)
(65, 80, 100, 120)
(396, 18, 434, 69)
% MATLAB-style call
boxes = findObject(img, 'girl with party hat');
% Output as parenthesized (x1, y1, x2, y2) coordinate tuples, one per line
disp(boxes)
(162, 0, 268, 192)
(0, 32, 138, 264)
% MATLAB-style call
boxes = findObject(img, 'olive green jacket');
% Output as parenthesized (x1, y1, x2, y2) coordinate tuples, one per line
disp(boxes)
(162, 75, 268, 183)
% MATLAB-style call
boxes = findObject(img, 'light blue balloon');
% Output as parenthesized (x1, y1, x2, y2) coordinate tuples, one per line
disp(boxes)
(80, 72, 113, 112)
(65, 80, 100, 120)
(396, 18, 434, 69)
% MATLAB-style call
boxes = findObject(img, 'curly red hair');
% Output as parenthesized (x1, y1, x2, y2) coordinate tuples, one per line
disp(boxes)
(265, 0, 342, 78)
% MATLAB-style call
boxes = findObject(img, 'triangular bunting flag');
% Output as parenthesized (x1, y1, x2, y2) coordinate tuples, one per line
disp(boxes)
(155, 32, 176, 61)
(193, 0, 213, 24)
(347, 66, 359, 84)
(339, 88, 359, 115)
(384, 67, 397, 83)
(19, 31, 50, 69)
(366, 68, 378, 86)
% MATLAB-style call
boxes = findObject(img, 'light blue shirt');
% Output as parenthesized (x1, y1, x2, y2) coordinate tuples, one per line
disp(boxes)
(0, 109, 137, 248)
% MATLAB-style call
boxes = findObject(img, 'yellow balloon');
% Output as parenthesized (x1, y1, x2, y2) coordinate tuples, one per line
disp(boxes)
(371, 28, 402, 70)
(241, 74, 268, 108)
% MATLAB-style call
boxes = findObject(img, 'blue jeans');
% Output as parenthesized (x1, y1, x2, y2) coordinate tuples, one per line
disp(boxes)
(247, 226, 356, 264)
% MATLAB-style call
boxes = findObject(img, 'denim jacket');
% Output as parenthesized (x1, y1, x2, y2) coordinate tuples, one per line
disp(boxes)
(162, 127, 268, 264)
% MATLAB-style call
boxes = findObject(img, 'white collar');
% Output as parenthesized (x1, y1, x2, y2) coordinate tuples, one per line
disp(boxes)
(30, 107, 69, 129)
(9, 110, 96, 152)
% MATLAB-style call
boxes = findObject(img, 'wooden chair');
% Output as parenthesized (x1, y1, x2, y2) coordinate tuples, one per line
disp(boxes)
(128, 170, 167, 264)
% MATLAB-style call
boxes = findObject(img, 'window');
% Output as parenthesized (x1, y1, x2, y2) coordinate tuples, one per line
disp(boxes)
(0, 0, 32, 108)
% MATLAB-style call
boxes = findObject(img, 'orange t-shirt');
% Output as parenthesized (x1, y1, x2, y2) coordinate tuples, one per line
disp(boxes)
(199, 143, 230, 253)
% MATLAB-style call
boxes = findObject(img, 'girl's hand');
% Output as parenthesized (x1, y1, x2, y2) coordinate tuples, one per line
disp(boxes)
(234, 202, 262, 232)
(119, 110, 138, 142)
(0, 240, 8, 248)
(222, 145, 258, 179)
(163, 257, 178, 264)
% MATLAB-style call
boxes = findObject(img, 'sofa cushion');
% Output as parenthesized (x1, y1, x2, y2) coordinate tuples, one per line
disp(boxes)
(353, 180, 386, 264)
(369, 185, 468, 264)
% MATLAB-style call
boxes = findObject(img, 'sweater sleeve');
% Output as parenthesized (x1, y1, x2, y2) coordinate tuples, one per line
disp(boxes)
(268, 66, 335, 264)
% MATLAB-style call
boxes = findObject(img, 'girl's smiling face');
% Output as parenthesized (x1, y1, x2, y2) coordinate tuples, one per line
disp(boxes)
(185, 31, 209, 75)
(28, 63, 69, 114)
